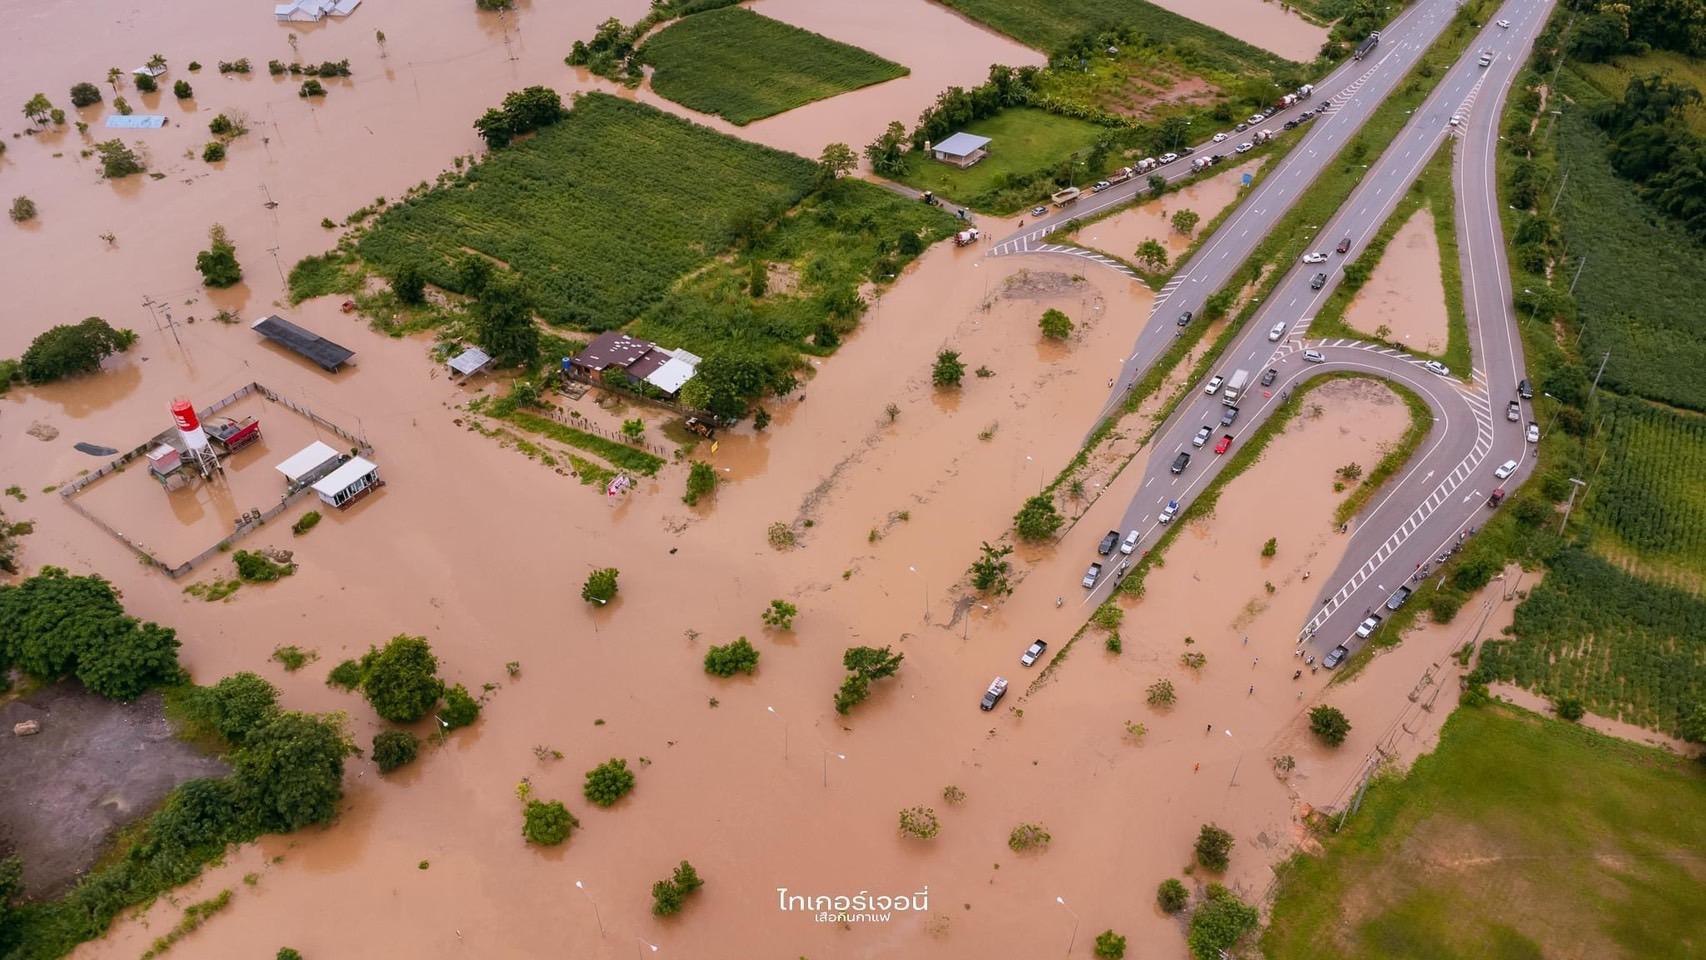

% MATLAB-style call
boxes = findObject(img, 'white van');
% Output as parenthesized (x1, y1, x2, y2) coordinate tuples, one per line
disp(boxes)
(1268, 320, 1287, 342)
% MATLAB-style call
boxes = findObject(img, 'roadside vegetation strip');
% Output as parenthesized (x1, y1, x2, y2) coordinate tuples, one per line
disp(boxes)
(499, 410, 666, 476)
(1262, 702, 1706, 960)
(352, 92, 819, 331)
(640, 7, 907, 125)
(1476, 547, 1706, 736)
(1305, 144, 1471, 377)
(933, 0, 1300, 74)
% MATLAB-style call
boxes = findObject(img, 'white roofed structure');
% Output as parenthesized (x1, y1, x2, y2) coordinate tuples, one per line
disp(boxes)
(930, 132, 991, 168)
(447, 347, 493, 378)
(312, 456, 381, 508)
(643, 350, 701, 395)
(275, 441, 343, 485)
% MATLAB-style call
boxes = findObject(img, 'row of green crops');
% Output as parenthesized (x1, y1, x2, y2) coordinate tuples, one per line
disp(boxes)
(355, 92, 818, 331)
(1584, 395, 1706, 575)
(1477, 548, 1706, 737)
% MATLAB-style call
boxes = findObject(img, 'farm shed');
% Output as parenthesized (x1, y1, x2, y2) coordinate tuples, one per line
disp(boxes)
(311, 456, 381, 508)
(274, 0, 360, 21)
(447, 347, 493, 378)
(275, 441, 343, 487)
(568, 332, 700, 397)
(251, 315, 354, 372)
(930, 132, 991, 168)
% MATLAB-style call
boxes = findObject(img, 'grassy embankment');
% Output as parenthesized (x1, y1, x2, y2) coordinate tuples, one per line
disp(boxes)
(1305, 143, 1471, 376)
(640, 7, 907, 125)
(935, 0, 1301, 69)
(1263, 703, 1706, 959)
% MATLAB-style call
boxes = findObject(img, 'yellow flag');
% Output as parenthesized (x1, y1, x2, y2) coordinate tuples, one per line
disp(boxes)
(711, 441, 720, 454)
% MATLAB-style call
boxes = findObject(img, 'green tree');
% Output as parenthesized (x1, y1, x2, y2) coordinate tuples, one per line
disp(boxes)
(233, 711, 355, 832)
(932, 349, 966, 387)
(1148, 173, 1168, 196)
(1135, 238, 1169, 271)
(135, 74, 157, 93)
(1555, 696, 1585, 721)
(106, 67, 125, 92)
(392, 263, 426, 304)
(69, 82, 102, 107)
(501, 86, 564, 133)
(202, 142, 225, 162)
(1194, 823, 1234, 870)
(1039, 308, 1074, 340)
(1013, 495, 1063, 541)
(1187, 884, 1258, 960)
(1203, 288, 1235, 320)
(834, 645, 903, 714)
(703, 637, 760, 677)
(817, 141, 857, 184)
(761, 599, 797, 630)
(863, 120, 908, 177)
(1309, 704, 1351, 746)
(195, 672, 280, 745)
(440, 683, 480, 729)
(1147, 678, 1176, 706)
(522, 798, 578, 844)
(1157, 877, 1190, 913)
(1170, 209, 1200, 236)
(621, 418, 644, 441)
(359, 635, 444, 724)
(7, 195, 34, 223)
(969, 540, 1013, 593)
(1680, 703, 1706, 744)
(277, 950, 303, 960)
(651, 860, 704, 916)
(0, 566, 181, 700)
(897, 805, 940, 839)
(173, 80, 193, 99)
(298, 79, 326, 98)
(683, 461, 717, 505)
(582, 567, 619, 605)
(474, 108, 514, 149)
(1261, 537, 1277, 557)
(371, 730, 420, 772)
(472, 273, 539, 367)
(1094, 930, 1128, 960)
(583, 758, 636, 807)
(22, 93, 52, 125)
(196, 224, 243, 288)
(17, 316, 134, 383)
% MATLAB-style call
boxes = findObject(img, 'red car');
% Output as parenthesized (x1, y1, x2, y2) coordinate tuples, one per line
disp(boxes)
(1214, 434, 1233, 455)
(1336, 237, 1351, 254)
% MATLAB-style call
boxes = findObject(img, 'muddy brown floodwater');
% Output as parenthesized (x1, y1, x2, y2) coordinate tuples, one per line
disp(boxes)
(1340, 207, 1451, 354)
(1075, 159, 1264, 265)
(3, 2, 1463, 957)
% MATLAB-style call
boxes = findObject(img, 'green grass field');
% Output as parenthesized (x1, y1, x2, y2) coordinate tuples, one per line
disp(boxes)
(630, 178, 958, 365)
(1553, 71, 1706, 412)
(935, 0, 1297, 72)
(355, 93, 818, 331)
(1477, 548, 1706, 737)
(1263, 703, 1706, 960)
(1586, 396, 1706, 578)
(893, 107, 1104, 208)
(1573, 50, 1706, 136)
(641, 7, 908, 125)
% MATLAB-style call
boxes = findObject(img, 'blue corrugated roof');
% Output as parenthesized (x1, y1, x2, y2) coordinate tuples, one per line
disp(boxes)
(105, 115, 167, 129)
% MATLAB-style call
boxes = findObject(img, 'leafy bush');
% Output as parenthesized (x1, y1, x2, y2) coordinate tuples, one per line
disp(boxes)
(582, 567, 620, 605)
(201, 141, 225, 162)
(270, 645, 313, 672)
(1261, 537, 1277, 557)
(196, 224, 243, 288)
(1007, 822, 1051, 851)
(0, 566, 183, 701)
(1093, 930, 1127, 960)
(898, 805, 940, 839)
(18, 317, 135, 383)
(1194, 823, 1234, 871)
(372, 730, 420, 772)
(583, 758, 637, 807)
(233, 549, 294, 582)
(360, 635, 444, 723)
(650, 860, 705, 916)
(1555, 696, 1585, 721)
(1013, 494, 1063, 541)
(209, 113, 234, 135)
(522, 799, 578, 845)
(69, 82, 102, 106)
(1039, 308, 1074, 339)
(298, 79, 326, 98)
(704, 636, 760, 677)
(94, 138, 144, 177)
(134, 73, 157, 93)
(173, 80, 193, 99)
(1157, 877, 1190, 914)
(326, 658, 362, 689)
(235, 711, 356, 832)
(932, 349, 966, 387)
(761, 599, 797, 629)
(291, 511, 321, 535)
(1309, 704, 1351, 746)
(193, 672, 279, 745)
(1187, 883, 1258, 959)
(833, 645, 903, 714)
(1146, 678, 1176, 706)
(440, 683, 480, 729)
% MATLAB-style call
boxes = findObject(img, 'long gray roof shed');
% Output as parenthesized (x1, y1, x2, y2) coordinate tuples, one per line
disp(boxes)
(251, 315, 355, 372)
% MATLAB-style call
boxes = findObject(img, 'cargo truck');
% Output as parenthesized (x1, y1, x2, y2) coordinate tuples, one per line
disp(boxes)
(1051, 186, 1081, 207)
(1355, 32, 1380, 59)
(1222, 369, 1250, 405)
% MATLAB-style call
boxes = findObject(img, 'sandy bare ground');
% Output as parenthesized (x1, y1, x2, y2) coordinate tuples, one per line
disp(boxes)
(1073, 160, 1264, 266)
(1488, 683, 1705, 759)
(1340, 207, 1451, 354)
(1142, 0, 1330, 63)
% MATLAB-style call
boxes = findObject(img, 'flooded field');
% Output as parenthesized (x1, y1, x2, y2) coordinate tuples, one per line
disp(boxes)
(1143, 0, 1330, 63)
(1074, 159, 1265, 264)
(1340, 207, 1451, 353)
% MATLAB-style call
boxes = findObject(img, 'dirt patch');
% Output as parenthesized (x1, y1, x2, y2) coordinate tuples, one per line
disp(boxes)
(1002, 268, 1089, 299)
(1341, 207, 1450, 354)
(0, 685, 227, 898)
(1098, 67, 1219, 121)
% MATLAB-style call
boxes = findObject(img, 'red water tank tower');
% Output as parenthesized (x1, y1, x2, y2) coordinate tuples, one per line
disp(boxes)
(170, 397, 220, 476)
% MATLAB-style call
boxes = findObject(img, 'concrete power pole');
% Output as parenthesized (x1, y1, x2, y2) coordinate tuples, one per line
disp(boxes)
(1586, 350, 1610, 406)
(1559, 477, 1588, 535)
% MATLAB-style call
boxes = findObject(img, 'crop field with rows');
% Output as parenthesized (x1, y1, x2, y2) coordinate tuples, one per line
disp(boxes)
(356, 93, 818, 331)
(643, 7, 908, 125)
(1586, 395, 1706, 576)
(1478, 549, 1706, 737)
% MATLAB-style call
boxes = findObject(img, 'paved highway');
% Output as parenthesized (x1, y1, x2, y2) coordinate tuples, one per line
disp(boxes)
(990, 0, 1477, 427)
(1079, 0, 1552, 663)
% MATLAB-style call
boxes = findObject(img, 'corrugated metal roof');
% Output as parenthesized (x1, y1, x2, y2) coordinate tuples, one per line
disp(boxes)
(313, 456, 378, 496)
(645, 355, 699, 395)
(448, 347, 492, 376)
(275, 441, 342, 482)
(933, 132, 991, 157)
(105, 115, 167, 129)
(251, 314, 355, 371)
